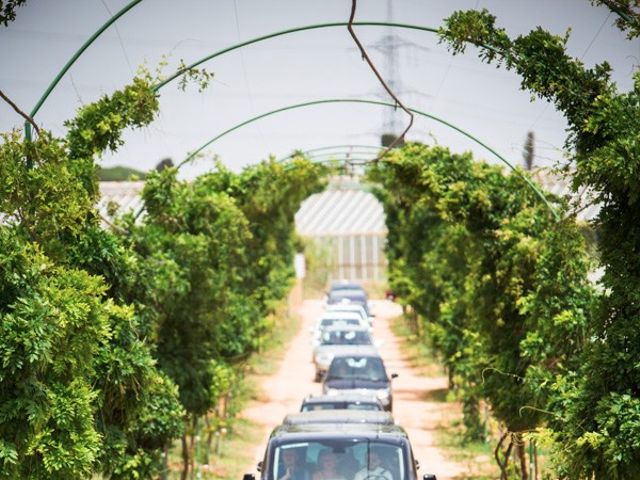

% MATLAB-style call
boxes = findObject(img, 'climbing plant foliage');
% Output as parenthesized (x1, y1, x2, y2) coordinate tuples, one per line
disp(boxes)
(0, 69, 328, 479)
(368, 143, 596, 477)
(438, 7, 640, 477)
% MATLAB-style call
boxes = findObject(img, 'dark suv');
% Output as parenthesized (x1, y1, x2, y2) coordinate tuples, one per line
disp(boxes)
(283, 410, 395, 426)
(243, 420, 437, 480)
(323, 353, 397, 411)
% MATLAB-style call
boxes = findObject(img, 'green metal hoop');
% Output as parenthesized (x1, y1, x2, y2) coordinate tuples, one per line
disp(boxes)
(178, 98, 558, 219)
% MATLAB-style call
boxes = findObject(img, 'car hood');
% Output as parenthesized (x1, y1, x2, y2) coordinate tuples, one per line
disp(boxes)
(314, 344, 377, 357)
(324, 378, 390, 390)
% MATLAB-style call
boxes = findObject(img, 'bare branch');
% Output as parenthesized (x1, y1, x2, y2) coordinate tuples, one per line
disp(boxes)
(0, 88, 40, 135)
(347, 0, 414, 160)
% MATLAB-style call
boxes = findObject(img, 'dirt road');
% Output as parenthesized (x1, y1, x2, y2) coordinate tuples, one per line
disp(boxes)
(240, 299, 467, 479)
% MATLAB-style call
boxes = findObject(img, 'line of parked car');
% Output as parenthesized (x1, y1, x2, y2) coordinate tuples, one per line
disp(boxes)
(243, 281, 438, 480)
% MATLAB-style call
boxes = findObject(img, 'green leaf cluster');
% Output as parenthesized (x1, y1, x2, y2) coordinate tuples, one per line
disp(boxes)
(117, 157, 327, 417)
(436, 8, 640, 477)
(368, 143, 595, 475)
(1, 68, 328, 478)
(1, 77, 183, 479)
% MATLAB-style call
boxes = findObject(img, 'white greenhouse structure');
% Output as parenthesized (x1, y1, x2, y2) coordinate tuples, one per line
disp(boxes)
(294, 179, 388, 282)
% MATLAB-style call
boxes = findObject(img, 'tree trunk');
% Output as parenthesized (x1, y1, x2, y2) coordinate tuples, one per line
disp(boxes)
(205, 412, 213, 465)
(160, 445, 169, 480)
(494, 431, 515, 480)
(494, 432, 509, 480)
(515, 433, 528, 480)
(181, 433, 189, 480)
(189, 416, 198, 479)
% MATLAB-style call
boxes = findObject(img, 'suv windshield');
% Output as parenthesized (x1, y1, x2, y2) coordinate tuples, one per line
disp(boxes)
(272, 440, 408, 480)
(328, 290, 367, 304)
(320, 330, 371, 346)
(326, 357, 387, 381)
(301, 402, 381, 412)
(320, 318, 360, 328)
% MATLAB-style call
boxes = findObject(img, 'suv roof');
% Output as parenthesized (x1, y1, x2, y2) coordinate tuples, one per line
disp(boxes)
(326, 304, 368, 312)
(270, 420, 408, 440)
(302, 393, 380, 404)
(319, 311, 364, 320)
(320, 325, 370, 333)
(330, 281, 365, 291)
(330, 348, 381, 359)
(283, 410, 394, 426)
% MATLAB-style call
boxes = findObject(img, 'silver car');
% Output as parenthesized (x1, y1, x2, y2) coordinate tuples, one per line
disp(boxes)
(313, 330, 377, 382)
(324, 303, 373, 325)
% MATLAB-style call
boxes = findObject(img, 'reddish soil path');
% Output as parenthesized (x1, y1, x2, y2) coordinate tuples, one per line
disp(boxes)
(372, 300, 465, 479)
(240, 299, 468, 479)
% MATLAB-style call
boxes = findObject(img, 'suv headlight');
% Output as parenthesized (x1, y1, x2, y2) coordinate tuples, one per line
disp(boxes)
(315, 353, 334, 366)
(376, 388, 390, 400)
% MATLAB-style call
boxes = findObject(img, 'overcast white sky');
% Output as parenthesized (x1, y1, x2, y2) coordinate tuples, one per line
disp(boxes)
(1, 0, 638, 178)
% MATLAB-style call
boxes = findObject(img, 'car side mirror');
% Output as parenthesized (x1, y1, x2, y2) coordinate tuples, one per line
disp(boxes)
(423, 475, 437, 480)
(243, 474, 256, 480)
(391, 373, 399, 379)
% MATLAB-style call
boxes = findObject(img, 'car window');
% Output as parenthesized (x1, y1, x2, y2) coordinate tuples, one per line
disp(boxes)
(328, 308, 367, 320)
(320, 330, 371, 346)
(328, 290, 367, 303)
(327, 357, 387, 381)
(272, 441, 407, 480)
(300, 402, 381, 412)
(345, 403, 382, 411)
(301, 404, 333, 412)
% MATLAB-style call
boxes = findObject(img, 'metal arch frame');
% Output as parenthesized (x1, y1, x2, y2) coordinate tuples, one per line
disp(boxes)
(25, 0, 143, 140)
(23, 9, 557, 217)
(276, 144, 382, 161)
(176, 98, 559, 219)
(26, 7, 634, 122)
(276, 146, 381, 163)
(26, 19, 447, 137)
(152, 22, 448, 92)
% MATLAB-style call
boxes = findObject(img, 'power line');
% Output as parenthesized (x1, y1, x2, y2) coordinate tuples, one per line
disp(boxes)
(99, 0, 134, 75)
(232, 0, 267, 149)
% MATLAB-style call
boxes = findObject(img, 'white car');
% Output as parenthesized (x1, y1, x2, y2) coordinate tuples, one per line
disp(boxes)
(325, 303, 373, 325)
(310, 311, 371, 349)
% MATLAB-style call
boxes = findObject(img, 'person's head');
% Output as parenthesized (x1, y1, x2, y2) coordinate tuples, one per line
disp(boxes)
(282, 449, 300, 468)
(335, 360, 349, 375)
(366, 449, 384, 469)
(318, 450, 337, 470)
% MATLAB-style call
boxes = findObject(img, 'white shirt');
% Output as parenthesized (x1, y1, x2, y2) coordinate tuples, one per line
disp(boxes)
(353, 466, 393, 480)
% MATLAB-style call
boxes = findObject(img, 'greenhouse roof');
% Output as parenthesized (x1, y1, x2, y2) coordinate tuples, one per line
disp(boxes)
(295, 186, 386, 236)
